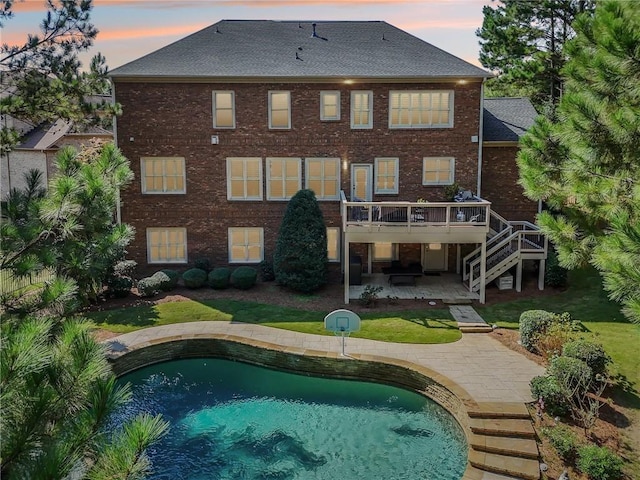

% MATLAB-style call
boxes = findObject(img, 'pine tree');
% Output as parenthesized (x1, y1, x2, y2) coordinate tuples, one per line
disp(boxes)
(273, 189, 328, 293)
(518, 0, 640, 323)
(477, 0, 594, 109)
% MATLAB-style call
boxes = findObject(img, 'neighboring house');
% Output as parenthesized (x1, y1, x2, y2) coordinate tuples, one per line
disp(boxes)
(0, 118, 112, 195)
(109, 20, 546, 303)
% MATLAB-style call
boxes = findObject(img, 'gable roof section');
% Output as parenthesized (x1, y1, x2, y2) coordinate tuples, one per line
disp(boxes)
(483, 97, 538, 142)
(109, 20, 490, 80)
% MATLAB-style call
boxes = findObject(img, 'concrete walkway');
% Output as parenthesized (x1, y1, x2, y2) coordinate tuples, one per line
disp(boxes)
(106, 321, 544, 404)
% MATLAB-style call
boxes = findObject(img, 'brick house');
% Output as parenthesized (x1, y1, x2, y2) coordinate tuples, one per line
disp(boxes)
(110, 20, 546, 303)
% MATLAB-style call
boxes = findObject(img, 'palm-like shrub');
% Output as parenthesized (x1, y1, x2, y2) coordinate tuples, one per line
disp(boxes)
(273, 189, 327, 293)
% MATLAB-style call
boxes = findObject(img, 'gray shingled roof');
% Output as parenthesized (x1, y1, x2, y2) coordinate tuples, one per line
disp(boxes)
(109, 20, 490, 79)
(483, 97, 539, 142)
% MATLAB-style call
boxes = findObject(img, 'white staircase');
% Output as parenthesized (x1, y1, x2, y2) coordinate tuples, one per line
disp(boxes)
(463, 212, 547, 293)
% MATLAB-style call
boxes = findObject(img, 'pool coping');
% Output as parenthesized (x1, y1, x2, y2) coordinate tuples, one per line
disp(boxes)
(105, 330, 535, 480)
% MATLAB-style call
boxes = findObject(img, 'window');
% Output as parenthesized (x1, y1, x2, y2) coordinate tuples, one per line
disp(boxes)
(320, 91, 340, 121)
(228, 227, 263, 263)
(373, 242, 398, 261)
(375, 157, 399, 194)
(423, 157, 455, 185)
(389, 91, 453, 128)
(269, 91, 291, 129)
(327, 227, 340, 262)
(141, 157, 185, 194)
(227, 157, 262, 200)
(212, 91, 235, 128)
(305, 158, 340, 200)
(147, 228, 187, 264)
(351, 91, 373, 129)
(266, 157, 301, 200)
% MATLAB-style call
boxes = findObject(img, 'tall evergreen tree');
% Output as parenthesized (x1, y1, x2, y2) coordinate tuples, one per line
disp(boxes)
(273, 189, 328, 293)
(518, 0, 640, 323)
(477, 0, 594, 109)
(0, 0, 119, 153)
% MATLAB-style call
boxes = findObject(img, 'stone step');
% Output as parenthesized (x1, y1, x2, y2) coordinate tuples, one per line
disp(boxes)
(469, 450, 540, 480)
(470, 434, 539, 460)
(468, 402, 532, 419)
(459, 325, 493, 333)
(469, 417, 536, 438)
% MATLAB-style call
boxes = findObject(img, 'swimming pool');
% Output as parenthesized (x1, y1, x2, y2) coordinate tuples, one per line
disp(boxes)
(114, 358, 468, 480)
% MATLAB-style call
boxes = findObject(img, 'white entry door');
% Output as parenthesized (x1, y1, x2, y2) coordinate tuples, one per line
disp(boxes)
(351, 164, 372, 201)
(423, 243, 448, 271)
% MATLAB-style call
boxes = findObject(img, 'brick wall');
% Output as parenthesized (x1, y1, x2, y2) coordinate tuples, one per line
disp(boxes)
(481, 145, 538, 222)
(115, 80, 482, 271)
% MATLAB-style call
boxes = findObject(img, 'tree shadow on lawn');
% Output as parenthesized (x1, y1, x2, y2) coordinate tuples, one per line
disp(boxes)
(90, 305, 160, 329)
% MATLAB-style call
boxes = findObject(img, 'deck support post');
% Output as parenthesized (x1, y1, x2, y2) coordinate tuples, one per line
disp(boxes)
(538, 258, 545, 290)
(516, 260, 523, 292)
(479, 239, 487, 304)
(344, 239, 350, 304)
(456, 244, 461, 274)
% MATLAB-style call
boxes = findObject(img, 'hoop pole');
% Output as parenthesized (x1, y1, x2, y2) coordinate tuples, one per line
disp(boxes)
(341, 331, 346, 356)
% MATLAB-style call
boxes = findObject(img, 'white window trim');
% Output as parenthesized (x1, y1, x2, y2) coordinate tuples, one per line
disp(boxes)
(320, 90, 341, 121)
(226, 157, 263, 201)
(146, 227, 187, 264)
(141, 157, 186, 195)
(374, 157, 399, 195)
(304, 157, 341, 201)
(372, 242, 399, 262)
(326, 226, 340, 263)
(266, 157, 302, 201)
(422, 157, 455, 186)
(389, 90, 454, 129)
(350, 91, 373, 129)
(268, 91, 291, 130)
(228, 227, 264, 264)
(212, 91, 236, 129)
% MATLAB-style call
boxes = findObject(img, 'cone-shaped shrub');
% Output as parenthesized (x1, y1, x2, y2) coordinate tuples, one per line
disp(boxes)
(273, 189, 327, 293)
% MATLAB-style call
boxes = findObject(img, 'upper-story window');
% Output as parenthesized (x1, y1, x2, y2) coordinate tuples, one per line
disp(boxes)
(389, 91, 453, 128)
(320, 91, 340, 121)
(374, 157, 399, 194)
(305, 157, 340, 200)
(269, 91, 291, 129)
(212, 91, 235, 128)
(227, 157, 263, 200)
(423, 157, 455, 185)
(147, 227, 187, 264)
(267, 157, 301, 200)
(351, 91, 373, 129)
(141, 157, 185, 194)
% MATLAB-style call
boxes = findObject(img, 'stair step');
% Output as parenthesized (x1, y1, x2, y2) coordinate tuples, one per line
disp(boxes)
(469, 451, 540, 480)
(459, 326, 493, 333)
(471, 434, 539, 460)
(468, 402, 531, 419)
(469, 418, 536, 438)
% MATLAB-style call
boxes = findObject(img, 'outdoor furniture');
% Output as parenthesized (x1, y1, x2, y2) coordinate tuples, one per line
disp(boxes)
(383, 261, 423, 285)
(388, 273, 420, 286)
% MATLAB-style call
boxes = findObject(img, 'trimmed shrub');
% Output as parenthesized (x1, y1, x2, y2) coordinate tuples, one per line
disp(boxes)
(151, 271, 173, 292)
(519, 310, 557, 352)
(231, 266, 258, 290)
(549, 356, 592, 397)
(137, 276, 161, 297)
(113, 259, 137, 277)
(182, 268, 207, 289)
(259, 260, 275, 282)
(577, 445, 623, 480)
(273, 189, 327, 293)
(535, 321, 576, 360)
(530, 375, 570, 416)
(193, 258, 212, 273)
(107, 275, 133, 298)
(208, 267, 231, 289)
(563, 340, 610, 379)
(160, 269, 180, 289)
(542, 425, 578, 461)
(545, 248, 568, 288)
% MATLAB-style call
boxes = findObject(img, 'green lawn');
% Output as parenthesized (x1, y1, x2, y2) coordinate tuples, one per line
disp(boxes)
(87, 299, 461, 344)
(476, 268, 639, 390)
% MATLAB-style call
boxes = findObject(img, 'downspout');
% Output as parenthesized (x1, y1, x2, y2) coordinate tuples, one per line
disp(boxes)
(111, 79, 122, 225)
(476, 78, 485, 197)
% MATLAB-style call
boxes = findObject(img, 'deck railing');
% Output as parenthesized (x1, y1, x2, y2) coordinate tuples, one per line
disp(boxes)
(341, 191, 491, 233)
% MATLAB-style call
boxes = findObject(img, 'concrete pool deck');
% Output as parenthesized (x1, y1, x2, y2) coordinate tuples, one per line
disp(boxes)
(106, 322, 545, 480)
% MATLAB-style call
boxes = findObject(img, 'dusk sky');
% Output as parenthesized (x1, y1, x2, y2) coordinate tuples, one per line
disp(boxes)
(4, 0, 493, 71)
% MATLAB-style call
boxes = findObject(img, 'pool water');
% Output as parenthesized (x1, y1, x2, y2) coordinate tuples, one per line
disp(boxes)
(115, 358, 468, 480)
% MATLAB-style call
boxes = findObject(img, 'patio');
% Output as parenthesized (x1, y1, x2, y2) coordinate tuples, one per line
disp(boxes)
(348, 272, 480, 302)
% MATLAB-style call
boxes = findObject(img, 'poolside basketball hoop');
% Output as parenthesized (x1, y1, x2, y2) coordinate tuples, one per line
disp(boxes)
(324, 309, 361, 357)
